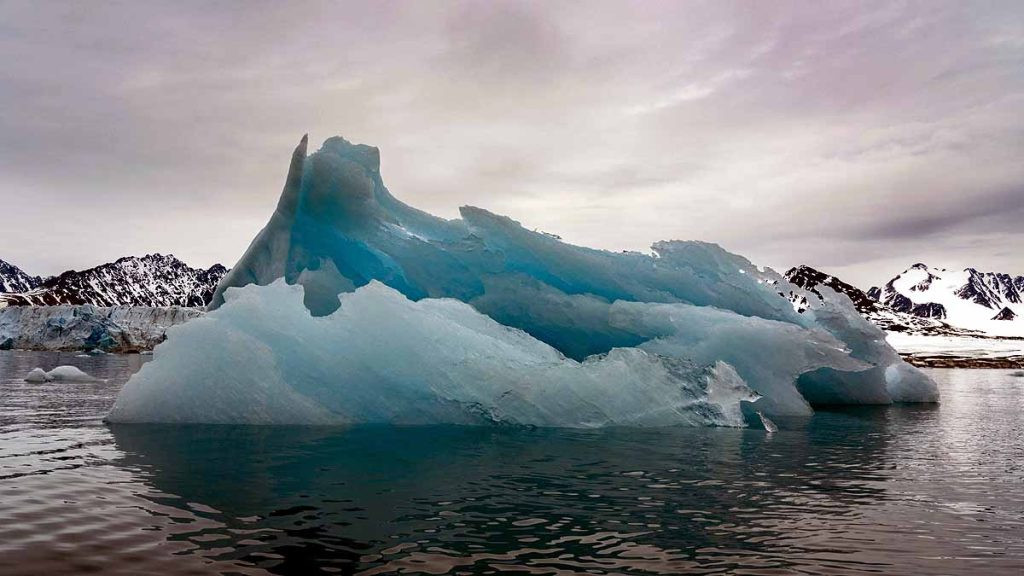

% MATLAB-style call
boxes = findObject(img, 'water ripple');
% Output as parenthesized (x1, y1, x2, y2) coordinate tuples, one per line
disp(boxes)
(1, 351, 1023, 574)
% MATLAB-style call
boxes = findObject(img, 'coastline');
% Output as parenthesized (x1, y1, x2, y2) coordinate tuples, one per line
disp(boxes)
(901, 354, 1024, 369)
(887, 332, 1023, 369)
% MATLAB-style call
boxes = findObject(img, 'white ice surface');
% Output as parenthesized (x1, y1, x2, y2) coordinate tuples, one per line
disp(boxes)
(108, 281, 763, 427)
(25, 365, 102, 383)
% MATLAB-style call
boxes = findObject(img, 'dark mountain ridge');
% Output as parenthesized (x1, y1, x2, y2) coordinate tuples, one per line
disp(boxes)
(0, 259, 43, 293)
(0, 254, 226, 308)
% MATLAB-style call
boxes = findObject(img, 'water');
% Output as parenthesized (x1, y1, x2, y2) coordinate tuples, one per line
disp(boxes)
(1, 350, 1023, 575)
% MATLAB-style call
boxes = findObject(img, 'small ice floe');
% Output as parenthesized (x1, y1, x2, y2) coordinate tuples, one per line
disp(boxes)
(24, 365, 104, 383)
(24, 368, 50, 383)
(756, 411, 779, 434)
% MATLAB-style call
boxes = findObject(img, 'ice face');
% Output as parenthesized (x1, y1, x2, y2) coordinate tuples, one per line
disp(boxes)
(109, 135, 937, 426)
(109, 280, 761, 427)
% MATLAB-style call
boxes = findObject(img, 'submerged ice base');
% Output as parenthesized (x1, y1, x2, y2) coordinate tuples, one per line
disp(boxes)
(108, 135, 937, 427)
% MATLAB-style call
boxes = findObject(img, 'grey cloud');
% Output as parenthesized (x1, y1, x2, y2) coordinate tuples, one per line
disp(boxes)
(0, 0, 1022, 290)
(857, 186, 1024, 241)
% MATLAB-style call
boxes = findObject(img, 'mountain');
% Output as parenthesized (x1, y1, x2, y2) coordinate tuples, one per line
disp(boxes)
(993, 307, 1017, 321)
(0, 259, 43, 293)
(0, 254, 227, 308)
(783, 264, 965, 335)
(785, 263, 1024, 338)
(870, 264, 1024, 337)
(783, 265, 881, 314)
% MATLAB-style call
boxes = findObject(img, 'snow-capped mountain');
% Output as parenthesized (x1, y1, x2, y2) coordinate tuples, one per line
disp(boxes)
(0, 254, 227, 308)
(785, 263, 1024, 338)
(0, 259, 43, 293)
(783, 264, 967, 335)
(783, 265, 880, 315)
(870, 264, 1024, 337)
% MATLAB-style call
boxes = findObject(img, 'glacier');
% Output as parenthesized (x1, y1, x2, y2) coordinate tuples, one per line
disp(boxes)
(107, 135, 938, 426)
(0, 304, 202, 352)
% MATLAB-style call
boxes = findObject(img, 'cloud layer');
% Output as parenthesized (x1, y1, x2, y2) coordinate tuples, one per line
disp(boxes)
(1, 1, 1022, 287)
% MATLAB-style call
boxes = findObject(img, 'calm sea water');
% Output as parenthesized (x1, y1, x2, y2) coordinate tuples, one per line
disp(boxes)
(1, 350, 1022, 575)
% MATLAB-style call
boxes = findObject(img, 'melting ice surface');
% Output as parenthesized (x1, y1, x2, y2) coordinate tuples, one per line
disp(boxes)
(107, 135, 938, 426)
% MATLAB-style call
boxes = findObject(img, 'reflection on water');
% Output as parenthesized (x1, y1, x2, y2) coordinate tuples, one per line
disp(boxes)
(1, 350, 1023, 575)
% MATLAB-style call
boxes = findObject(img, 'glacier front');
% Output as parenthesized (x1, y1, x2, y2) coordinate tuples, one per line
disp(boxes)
(107, 135, 938, 426)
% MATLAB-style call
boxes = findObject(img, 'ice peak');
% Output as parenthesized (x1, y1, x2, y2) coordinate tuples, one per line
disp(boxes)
(318, 136, 381, 174)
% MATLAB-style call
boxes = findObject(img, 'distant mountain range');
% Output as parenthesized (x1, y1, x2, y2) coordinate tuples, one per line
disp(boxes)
(2, 251, 1019, 340)
(0, 254, 226, 308)
(786, 263, 1024, 338)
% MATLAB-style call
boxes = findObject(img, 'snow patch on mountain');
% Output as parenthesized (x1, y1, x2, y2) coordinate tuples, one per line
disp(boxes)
(106, 134, 937, 426)
(783, 265, 964, 336)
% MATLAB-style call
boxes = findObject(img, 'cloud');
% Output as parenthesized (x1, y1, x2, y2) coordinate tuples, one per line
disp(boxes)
(0, 0, 1021, 288)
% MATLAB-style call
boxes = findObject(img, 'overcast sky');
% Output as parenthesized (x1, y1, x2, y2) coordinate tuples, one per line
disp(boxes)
(1, 1, 1022, 287)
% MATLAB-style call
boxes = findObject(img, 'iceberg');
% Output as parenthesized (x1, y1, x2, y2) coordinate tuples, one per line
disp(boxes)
(107, 135, 938, 426)
(25, 365, 103, 383)
(24, 368, 49, 383)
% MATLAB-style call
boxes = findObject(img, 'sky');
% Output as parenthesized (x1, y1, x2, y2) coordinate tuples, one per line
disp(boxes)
(1, 1, 1022, 288)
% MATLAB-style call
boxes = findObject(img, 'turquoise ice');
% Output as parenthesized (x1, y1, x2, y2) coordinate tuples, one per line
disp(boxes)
(107, 136, 938, 426)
